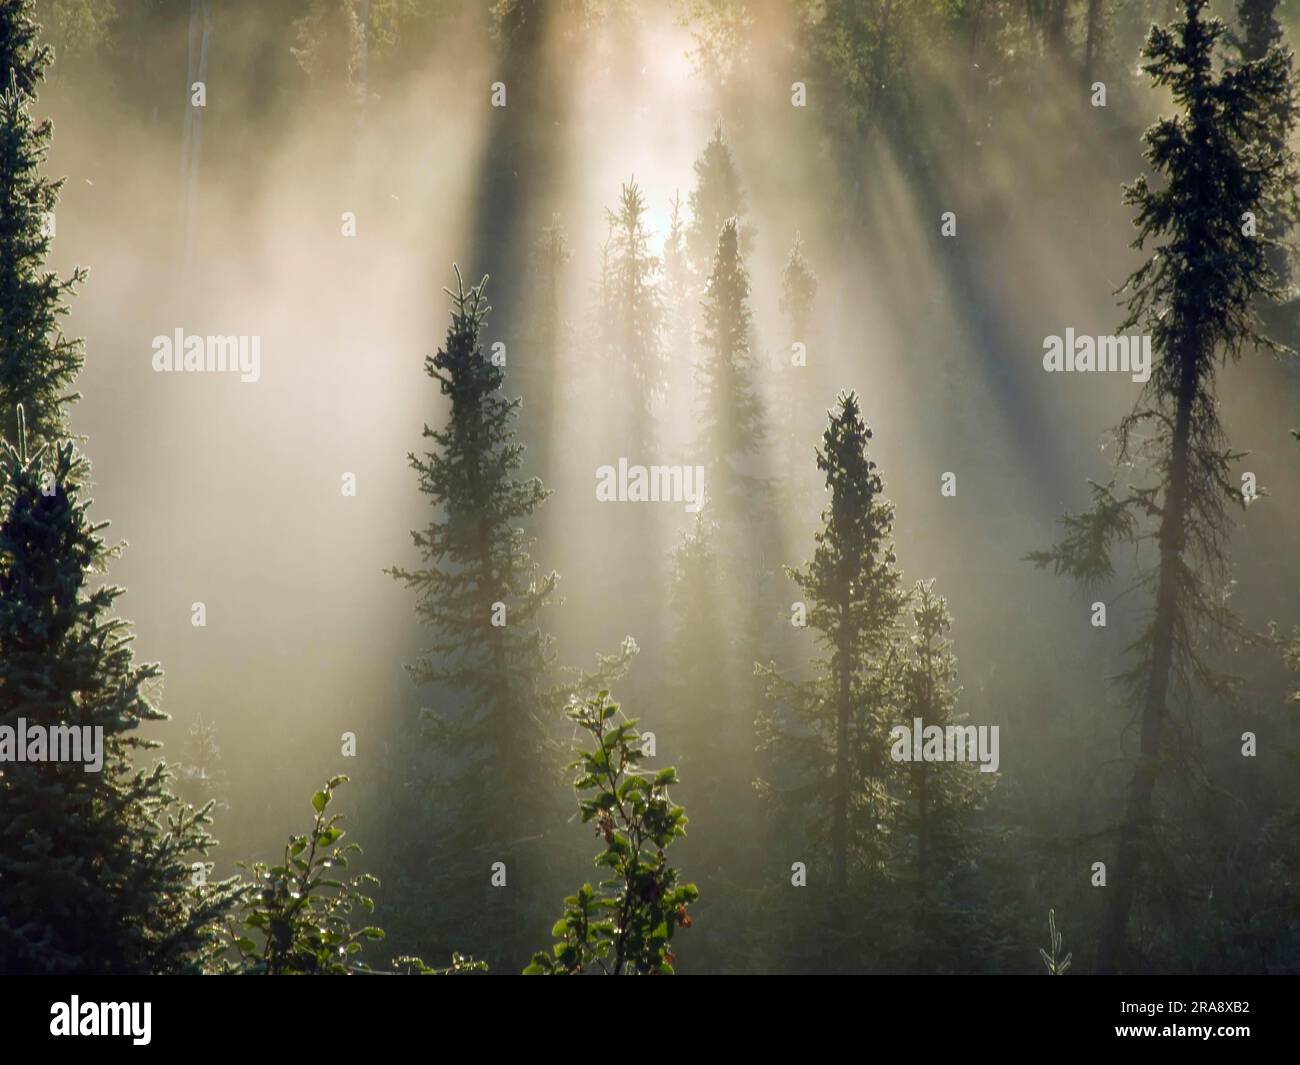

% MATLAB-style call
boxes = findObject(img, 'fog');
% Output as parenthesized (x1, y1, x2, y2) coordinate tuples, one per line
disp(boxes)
(18, 0, 1300, 974)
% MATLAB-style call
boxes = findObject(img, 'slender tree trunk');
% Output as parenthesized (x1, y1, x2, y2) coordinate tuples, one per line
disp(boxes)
(1044, 0, 1069, 55)
(1095, 343, 1198, 973)
(832, 600, 852, 893)
(476, 492, 523, 969)
(1084, 0, 1103, 83)
(183, 0, 212, 265)
(918, 657, 933, 888)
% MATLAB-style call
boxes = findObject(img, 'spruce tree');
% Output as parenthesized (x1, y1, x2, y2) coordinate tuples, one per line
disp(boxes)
(897, 579, 995, 970)
(1029, 0, 1298, 973)
(773, 233, 819, 523)
(687, 120, 750, 267)
(0, 5, 84, 452)
(1231, 0, 1295, 282)
(696, 217, 764, 524)
(1233, 0, 1283, 62)
(387, 267, 559, 968)
(0, 413, 236, 973)
(665, 516, 731, 780)
(0, 0, 48, 96)
(693, 219, 771, 905)
(780, 233, 817, 344)
(659, 511, 749, 965)
(514, 212, 570, 480)
(600, 178, 664, 456)
(758, 392, 908, 898)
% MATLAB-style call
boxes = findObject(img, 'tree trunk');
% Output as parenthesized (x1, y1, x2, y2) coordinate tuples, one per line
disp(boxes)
(1094, 342, 1197, 973)
(1044, 0, 1069, 55)
(1084, 0, 1103, 83)
(831, 601, 851, 893)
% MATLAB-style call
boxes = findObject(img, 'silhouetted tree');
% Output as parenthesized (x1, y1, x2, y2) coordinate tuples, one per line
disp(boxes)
(387, 268, 557, 967)
(759, 391, 907, 896)
(696, 217, 764, 525)
(1233, 0, 1282, 62)
(0, 1, 83, 452)
(1030, 0, 1299, 973)
(600, 178, 664, 455)
(0, 413, 237, 973)
(773, 233, 819, 522)
(687, 120, 750, 266)
(897, 579, 996, 969)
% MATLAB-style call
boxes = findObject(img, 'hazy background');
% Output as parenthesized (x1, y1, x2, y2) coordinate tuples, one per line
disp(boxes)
(29, 0, 1300, 970)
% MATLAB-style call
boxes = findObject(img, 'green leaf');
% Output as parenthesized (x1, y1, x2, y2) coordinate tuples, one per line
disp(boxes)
(311, 790, 329, 813)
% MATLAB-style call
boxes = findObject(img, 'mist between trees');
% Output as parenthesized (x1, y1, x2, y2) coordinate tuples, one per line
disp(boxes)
(1, 0, 1298, 976)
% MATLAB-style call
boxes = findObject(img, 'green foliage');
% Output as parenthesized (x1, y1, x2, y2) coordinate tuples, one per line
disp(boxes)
(225, 776, 395, 975)
(292, 0, 365, 103)
(1232, 0, 1283, 63)
(387, 267, 557, 815)
(0, 0, 52, 97)
(799, 0, 922, 149)
(758, 391, 908, 892)
(386, 266, 636, 969)
(0, 409, 237, 973)
(386, 266, 557, 967)
(525, 692, 698, 974)
(0, 0, 84, 452)
(1030, 0, 1299, 972)
(32, 0, 116, 67)
(1033, 0, 1299, 714)
(390, 952, 487, 975)
(900, 580, 993, 874)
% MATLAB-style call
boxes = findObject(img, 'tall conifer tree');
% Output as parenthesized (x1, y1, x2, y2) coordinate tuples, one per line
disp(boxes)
(759, 392, 908, 897)
(696, 218, 764, 524)
(0, 4, 83, 451)
(0, 2, 235, 974)
(687, 121, 750, 267)
(0, 417, 236, 973)
(774, 233, 818, 522)
(388, 268, 560, 968)
(896, 579, 996, 970)
(600, 178, 664, 456)
(1030, 0, 1298, 972)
